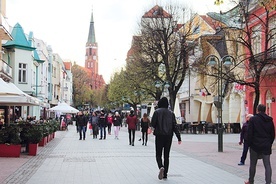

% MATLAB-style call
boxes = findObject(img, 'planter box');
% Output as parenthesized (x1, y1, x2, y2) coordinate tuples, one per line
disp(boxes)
(28, 143, 38, 156)
(39, 137, 47, 147)
(52, 132, 55, 138)
(0, 144, 21, 157)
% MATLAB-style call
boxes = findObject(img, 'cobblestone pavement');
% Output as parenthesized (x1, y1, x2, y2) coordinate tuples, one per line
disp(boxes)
(0, 125, 275, 184)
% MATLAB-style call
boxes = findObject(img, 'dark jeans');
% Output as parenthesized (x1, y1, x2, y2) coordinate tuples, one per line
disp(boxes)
(92, 124, 98, 138)
(128, 129, 135, 145)
(142, 131, 148, 144)
(78, 126, 86, 140)
(99, 125, 106, 139)
(155, 135, 173, 177)
(249, 148, 272, 184)
(240, 141, 249, 163)
(107, 123, 112, 134)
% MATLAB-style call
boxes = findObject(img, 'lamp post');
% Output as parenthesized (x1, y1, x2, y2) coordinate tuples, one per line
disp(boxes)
(206, 55, 234, 152)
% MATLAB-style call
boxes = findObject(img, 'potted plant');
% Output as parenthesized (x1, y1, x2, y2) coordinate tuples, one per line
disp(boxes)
(21, 123, 43, 156)
(0, 125, 22, 157)
(39, 124, 49, 146)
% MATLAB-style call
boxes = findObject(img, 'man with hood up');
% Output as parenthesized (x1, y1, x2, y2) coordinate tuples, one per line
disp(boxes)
(245, 104, 275, 184)
(151, 97, 182, 180)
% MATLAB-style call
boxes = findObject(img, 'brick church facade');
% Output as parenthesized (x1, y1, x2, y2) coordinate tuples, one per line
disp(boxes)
(85, 11, 105, 90)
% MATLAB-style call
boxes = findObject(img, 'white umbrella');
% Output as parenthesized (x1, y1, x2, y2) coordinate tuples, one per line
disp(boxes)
(174, 97, 182, 124)
(48, 102, 79, 114)
(7, 83, 40, 106)
(149, 103, 155, 120)
(0, 79, 40, 106)
(0, 78, 21, 95)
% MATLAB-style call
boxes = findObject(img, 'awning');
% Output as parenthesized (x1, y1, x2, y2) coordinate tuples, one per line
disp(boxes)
(0, 79, 40, 106)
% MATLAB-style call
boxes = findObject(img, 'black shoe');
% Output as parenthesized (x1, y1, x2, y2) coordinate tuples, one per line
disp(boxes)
(238, 162, 244, 165)
(145, 143, 147, 146)
(99, 138, 102, 140)
(79, 138, 82, 140)
(132, 143, 134, 146)
(142, 143, 144, 145)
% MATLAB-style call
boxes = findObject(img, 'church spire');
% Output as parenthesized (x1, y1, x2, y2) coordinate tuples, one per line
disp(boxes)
(86, 10, 96, 45)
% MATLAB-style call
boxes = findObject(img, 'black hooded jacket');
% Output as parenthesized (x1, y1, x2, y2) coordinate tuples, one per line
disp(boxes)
(151, 97, 181, 141)
(247, 112, 275, 155)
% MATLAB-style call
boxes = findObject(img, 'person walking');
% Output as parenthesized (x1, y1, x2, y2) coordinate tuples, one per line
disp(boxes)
(113, 111, 122, 139)
(151, 97, 182, 180)
(90, 111, 99, 139)
(126, 110, 138, 146)
(76, 111, 87, 140)
(245, 104, 275, 184)
(98, 110, 107, 140)
(140, 113, 150, 146)
(238, 114, 253, 166)
(107, 112, 114, 135)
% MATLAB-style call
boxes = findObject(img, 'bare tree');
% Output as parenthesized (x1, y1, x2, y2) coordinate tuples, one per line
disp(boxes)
(132, 4, 196, 110)
(195, 0, 276, 114)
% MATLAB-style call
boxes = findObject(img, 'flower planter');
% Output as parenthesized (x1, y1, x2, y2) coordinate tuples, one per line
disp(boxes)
(52, 132, 55, 138)
(28, 143, 38, 156)
(0, 144, 21, 157)
(39, 137, 47, 147)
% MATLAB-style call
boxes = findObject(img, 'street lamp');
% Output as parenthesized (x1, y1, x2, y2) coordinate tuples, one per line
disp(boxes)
(206, 55, 234, 152)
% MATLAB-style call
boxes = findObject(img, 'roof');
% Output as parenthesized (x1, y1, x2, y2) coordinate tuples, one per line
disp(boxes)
(86, 11, 96, 46)
(199, 15, 219, 30)
(207, 5, 242, 28)
(63, 62, 72, 70)
(3, 23, 35, 51)
(142, 5, 172, 18)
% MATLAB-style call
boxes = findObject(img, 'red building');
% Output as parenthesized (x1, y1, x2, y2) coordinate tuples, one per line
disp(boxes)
(245, 2, 276, 122)
(85, 11, 105, 90)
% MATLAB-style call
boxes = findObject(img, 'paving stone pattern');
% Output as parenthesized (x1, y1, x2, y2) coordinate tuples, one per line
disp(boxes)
(1, 125, 275, 184)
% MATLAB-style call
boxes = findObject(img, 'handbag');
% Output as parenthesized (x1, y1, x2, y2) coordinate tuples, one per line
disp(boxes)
(147, 128, 152, 134)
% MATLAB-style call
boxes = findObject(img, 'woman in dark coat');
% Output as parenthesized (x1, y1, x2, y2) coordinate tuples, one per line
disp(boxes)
(126, 110, 138, 146)
(140, 113, 150, 146)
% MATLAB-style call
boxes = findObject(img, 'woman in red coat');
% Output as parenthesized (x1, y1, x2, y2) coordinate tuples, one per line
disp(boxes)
(126, 110, 138, 146)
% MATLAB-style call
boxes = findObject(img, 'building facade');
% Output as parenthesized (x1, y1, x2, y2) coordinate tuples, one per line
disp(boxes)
(85, 11, 105, 90)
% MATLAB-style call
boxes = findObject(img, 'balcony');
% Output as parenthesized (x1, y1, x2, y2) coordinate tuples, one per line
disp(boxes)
(0, 14, 12, 40)
(0, 59, 12, 81)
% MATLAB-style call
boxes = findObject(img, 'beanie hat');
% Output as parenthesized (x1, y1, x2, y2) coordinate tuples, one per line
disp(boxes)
(158, 97, 169, 108)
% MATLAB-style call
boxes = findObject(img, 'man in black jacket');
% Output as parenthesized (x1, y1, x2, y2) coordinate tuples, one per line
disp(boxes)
(238, 114, 253, 166)
(151, 97, 182, 180)
(76, 111, 87, 140)
(245, 104, 275, 184)
(98, 110, 107, 140)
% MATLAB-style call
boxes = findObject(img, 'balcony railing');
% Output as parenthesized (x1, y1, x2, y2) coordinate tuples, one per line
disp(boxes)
(0, 59, 12, 80)
(0, 14, 12, 40)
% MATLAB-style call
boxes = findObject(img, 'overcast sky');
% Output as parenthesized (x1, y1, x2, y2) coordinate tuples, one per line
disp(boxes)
(6, 0, 235, 83)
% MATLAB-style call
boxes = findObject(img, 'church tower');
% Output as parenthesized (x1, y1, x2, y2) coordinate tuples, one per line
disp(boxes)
(85, 11, 98, 75)
(84, 10, 105, 90)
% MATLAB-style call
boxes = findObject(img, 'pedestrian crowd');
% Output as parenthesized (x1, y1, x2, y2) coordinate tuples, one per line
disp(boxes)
(69, 99, 275, 183)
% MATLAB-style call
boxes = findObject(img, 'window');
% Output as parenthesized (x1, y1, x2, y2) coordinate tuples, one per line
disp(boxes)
(269, 16, 276, 48)
(53, 67, 56, 78)
(18, 63, 27, 83)
(251, 25, 261, 54)
(192, 26, 200, 34)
